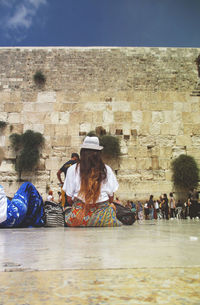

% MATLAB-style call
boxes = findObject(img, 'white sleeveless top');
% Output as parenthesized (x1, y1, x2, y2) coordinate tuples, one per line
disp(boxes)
(0, 185, 8, 223)
(63, 164, 119, 203)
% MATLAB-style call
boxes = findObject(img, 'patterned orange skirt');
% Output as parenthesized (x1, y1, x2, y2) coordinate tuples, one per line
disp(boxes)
(65, 201, 122, 227)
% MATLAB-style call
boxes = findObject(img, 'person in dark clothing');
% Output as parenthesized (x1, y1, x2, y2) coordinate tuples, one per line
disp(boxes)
(57, 153, 79, 207)
(190, 188, 199, 219)
(162, 193, 169, 220)
(148, 195, 154, 220)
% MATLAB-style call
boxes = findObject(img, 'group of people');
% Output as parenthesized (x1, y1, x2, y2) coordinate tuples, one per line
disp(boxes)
(0, 136, 122, 228)
(1, 135, 199, 228)
(123, 191, 200, 221)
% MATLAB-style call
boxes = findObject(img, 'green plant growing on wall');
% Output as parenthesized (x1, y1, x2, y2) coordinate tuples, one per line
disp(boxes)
(87, 126, 120, 158)
(171, 154, 199, 191)
(9, 130, 45, 176)
(33, 70, 46, 86)
(0, 121, 7, 129)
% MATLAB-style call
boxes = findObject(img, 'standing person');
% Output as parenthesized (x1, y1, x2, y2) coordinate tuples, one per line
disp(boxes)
(0, 148, 44, 228)
(169, 192, 176, 218)
(191, 188, 199, 219)
(63, 136, 121, 227)
(162, 193, 169, 220)
(57, 153, 79, 208)
(148, 195, 154, 220)
(144, 201, 149, 220)
(137, 201, 143, 222)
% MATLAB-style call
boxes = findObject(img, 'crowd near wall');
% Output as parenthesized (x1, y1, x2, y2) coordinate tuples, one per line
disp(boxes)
(0, 46, 200, 201)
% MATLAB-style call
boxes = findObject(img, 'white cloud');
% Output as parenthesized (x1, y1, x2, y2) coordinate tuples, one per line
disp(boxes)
(0, 0, 47, 41)
(7, 5, 32, 29)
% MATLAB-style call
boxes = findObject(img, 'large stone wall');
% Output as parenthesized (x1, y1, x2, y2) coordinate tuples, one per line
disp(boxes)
(0, 46, 200, 201)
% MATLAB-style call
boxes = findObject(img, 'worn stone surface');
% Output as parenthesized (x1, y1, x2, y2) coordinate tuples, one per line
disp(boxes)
(0, 220, 200, 304)
(0, 47, 200, 200)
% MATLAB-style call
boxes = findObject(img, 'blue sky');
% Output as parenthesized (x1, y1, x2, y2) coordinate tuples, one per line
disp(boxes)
(0, 0, 199, 47)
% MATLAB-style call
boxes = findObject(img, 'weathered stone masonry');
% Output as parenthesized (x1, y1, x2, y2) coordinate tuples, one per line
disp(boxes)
(0, 46, 200, 200)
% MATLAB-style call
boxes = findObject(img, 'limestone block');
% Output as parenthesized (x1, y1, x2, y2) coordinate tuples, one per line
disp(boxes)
(0, 135, 5, 147)
(10, 91, 21, 102)
(54, 124, 69, 136)
(141, 170, 153, 180)
(68, 122, 79, 137)
(187, 148, 200, 160)
(132, 111, 143, 123)
(191, 135, 200, 146)
(120, 139, 128, 155)
(93, 111, 103, 124)
(50, 112, 59, 124)
(54, 102, 73, 112)
(23, 112, 45, 124)
(52, 135, 71, 147)
(4, 103, 23, 113)
(182, 112, 192, 123)
(103, 110, 114, 124)
(23, 102, 36, 112)
(149, 123, 161, 135)
(152, 111, 164, 123)
(151, 156, 159, 170)
(69, 112, 93, 125)
(136, 158, 151, 170)
(21, 91, 37, 102)
(148, 102, 162, 111)
(45, 157, 60, 170)
(173, 102, 191, 112)
(153, 170, 166, 180)
(32, 124, 45, 133)
(159, 158, 171, 170)
(114, 111, 132, 122)
(84, 102, 106, 111)
(160, 124, 170, 135)
(7, 113, 21, 124)
(119, 157, 136, 170)
(155, 136, 175, 147)
(172, 146, 186, 158)
(0, 91, 10, 102)
(191, 124, 200, 135)
(44, 124, 55, 137)
(165, 170, 172, 182)
(139, 135, 155, 147)
(169, 122, 184, 136)
(59, 112, 69, 124)
(176, 135, 191, 146)
(79, 122, 91, 133)
(34, 103, 54, 113)
(37, 91, 56, 103)
(191, 102, 200, 113)
(37, 159, 46, 170)
(130, 101, 141, 111)
(112, 101, 131, 112)
(8, 123, 23, 134)
(159, 147, 172, 158)
(183, 123, 193, 135)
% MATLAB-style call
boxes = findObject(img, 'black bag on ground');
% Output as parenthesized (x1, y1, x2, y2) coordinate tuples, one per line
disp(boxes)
(44, 201, 64, 227)
(113, 202, 136, 225)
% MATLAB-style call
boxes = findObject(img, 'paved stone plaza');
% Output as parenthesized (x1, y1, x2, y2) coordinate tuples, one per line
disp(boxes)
(0, 219, 200, 304)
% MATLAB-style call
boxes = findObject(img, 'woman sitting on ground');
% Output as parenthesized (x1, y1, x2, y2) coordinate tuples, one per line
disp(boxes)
(63, 136, 121, 227)
(0, 148, 44, 228)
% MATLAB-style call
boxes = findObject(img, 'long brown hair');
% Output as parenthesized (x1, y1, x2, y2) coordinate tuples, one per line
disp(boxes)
(78, 148, 107, 204)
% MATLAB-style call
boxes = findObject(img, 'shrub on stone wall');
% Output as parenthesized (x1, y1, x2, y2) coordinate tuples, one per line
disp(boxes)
(171, 154, 199, 191)
(0, 121, 7, 129)
(87, 127, 120, 158)
(33, 70, 46, 86)
(9, 130, 45, 174)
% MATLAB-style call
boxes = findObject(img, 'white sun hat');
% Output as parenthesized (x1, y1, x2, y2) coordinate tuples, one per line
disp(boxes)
(80, 136, 103, 150)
